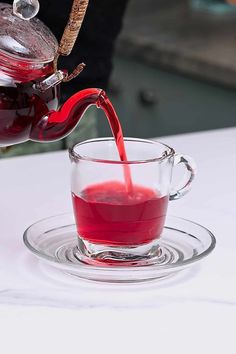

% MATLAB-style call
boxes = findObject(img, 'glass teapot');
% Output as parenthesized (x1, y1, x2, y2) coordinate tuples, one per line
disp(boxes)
(0, 1, 104, 147)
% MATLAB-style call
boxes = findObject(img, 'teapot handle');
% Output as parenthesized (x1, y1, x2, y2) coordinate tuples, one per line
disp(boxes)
(55, 0, 89, 58)
(53, 0, 89, 82)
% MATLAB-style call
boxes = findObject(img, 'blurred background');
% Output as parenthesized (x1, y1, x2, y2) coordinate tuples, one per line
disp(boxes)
(1, 0, 236, 157)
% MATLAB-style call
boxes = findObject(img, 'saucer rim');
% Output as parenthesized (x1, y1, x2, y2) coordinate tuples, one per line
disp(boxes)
(23, 213, 216, 274)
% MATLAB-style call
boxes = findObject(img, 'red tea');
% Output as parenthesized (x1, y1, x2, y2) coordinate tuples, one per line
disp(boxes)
(72, 181, 168, 246)
(0, 84, 59, 146)
(97, 94, 133, 193)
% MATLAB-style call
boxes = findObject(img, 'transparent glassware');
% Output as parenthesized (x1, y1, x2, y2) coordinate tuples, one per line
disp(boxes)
(13, 0, 40, 20)
(0, 3, 103, 147)
(23, 213, 216, 282)
(69, 138, 196, 266)
(0, 3, 59, 146)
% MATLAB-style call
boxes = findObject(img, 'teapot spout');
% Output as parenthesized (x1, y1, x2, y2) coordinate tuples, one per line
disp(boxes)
(30, 88, 104, 142)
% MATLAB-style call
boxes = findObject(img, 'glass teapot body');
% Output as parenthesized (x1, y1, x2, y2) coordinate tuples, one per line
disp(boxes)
(0, 56, 60, 147)
(0, 2, 102, 147)
(0, 2, 59, 147)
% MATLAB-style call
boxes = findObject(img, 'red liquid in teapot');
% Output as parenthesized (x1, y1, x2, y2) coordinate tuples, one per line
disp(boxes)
(0, 84, 59, 146)
(72, 181, 168, 246)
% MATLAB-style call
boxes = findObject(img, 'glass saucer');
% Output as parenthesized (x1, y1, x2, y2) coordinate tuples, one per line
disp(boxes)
(23, 214, 216, 283)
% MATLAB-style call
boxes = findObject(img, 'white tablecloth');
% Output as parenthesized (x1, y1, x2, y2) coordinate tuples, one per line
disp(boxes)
(0, 128, 236, 353)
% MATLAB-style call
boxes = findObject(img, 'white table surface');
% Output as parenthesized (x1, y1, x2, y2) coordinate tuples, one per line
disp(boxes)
(0, 128, 236, 353)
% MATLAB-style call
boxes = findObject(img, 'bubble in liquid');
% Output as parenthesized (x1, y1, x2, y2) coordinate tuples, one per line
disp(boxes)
(13, 0, 40, 20)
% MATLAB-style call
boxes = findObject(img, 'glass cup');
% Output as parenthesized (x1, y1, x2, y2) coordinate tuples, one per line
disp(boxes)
(69, 138, 196, 266)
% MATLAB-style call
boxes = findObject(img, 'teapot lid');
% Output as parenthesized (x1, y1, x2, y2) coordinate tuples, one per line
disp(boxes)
(0, 3, 58, 64)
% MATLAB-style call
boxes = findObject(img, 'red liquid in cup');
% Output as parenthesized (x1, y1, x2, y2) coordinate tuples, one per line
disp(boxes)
(72, 181, 168, 246)
(71, 96, 168, 246)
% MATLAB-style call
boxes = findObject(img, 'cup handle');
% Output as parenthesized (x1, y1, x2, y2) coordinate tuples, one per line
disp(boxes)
(169, 154, 196, 201)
